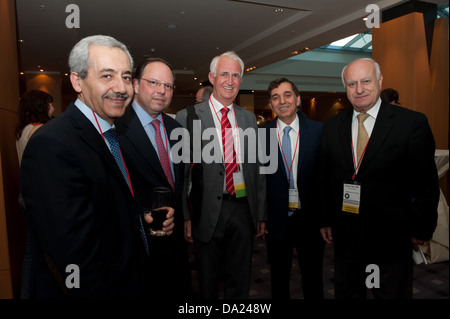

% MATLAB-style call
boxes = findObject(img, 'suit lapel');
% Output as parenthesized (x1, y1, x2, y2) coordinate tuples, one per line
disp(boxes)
(69, 104, 130, 191)
(297, 112, 308, 180)
(358, 102, 394, 173)
(121, 107, 169, 185)
(338, 109, 356, 174)
(197, 101, 222, 165)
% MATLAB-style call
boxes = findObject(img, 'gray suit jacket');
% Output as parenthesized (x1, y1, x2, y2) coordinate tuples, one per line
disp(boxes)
(176, 100, 267, 242)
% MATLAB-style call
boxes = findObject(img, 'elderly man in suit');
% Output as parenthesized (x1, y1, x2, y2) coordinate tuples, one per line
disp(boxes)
(263, 78, 324, 299)
(318, 58, 439, 299)
(19, 35, 174, 298)
(116, 57, 190, 299)
(176, 51, 267, 299)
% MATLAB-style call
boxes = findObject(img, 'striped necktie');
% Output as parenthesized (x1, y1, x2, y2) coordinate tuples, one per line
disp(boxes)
(220, 107, 237, 195)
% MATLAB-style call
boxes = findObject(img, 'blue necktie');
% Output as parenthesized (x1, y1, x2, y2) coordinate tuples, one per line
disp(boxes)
(103, 128, 149, 256)
(282, 126, 293, 189)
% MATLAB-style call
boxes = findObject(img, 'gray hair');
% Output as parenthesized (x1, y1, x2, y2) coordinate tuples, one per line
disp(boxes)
(210, 51, 244, 77)
(341, 58, 381, 87)
(69, 35, 134, 79)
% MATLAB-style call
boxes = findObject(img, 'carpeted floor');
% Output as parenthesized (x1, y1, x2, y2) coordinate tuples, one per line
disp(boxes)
(188, 239, 449, 299)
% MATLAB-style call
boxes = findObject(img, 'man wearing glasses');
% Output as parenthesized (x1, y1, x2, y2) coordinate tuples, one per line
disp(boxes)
(116, 57, 191, 299)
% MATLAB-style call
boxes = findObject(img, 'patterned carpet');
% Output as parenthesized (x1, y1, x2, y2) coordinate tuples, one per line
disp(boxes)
(189, 239, 449, 299)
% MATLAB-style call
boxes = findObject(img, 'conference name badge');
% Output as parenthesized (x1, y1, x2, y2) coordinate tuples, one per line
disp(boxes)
(288, 188, 300, 210)
(233, 170, 247, 198)
(342, 182, 361, 214)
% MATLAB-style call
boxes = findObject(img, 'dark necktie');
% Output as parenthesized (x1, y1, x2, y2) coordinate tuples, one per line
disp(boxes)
(220, 107, 237, 195)
(103, 128, 149, 255)
(150, 120, 175, 190)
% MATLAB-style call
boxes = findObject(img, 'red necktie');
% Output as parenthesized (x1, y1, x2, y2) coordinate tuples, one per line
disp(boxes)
(151, 120, 175, 190)
(220, 108, 237, 195)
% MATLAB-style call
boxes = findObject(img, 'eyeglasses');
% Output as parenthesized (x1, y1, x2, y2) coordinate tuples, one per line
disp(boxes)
(140, 78, 175, 91)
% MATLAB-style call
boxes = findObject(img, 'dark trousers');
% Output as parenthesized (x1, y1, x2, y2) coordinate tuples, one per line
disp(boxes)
(334, 252, 413, 299)
(266, 211, 325, 299)
(194, 197, 254, 299)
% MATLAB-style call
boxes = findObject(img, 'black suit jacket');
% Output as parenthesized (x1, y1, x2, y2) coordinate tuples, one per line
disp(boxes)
(263, 111, 323, 243)
(318, 101, 439, 261)
(19, 102, 143, 298)
(115, 105, 185, 251)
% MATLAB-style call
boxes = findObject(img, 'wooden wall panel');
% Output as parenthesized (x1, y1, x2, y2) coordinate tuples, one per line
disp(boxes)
(0, 0, 24, 299)
(373, 12, 432, 120)
(429, 18, 449, 150)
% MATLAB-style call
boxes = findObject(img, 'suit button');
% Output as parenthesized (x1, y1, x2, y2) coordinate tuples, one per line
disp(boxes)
(217, 195, 222, 200)
(219, 171, 224, 176)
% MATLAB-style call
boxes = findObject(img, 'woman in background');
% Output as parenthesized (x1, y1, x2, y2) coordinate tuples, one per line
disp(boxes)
(16, 90, 54, 165)
(15, 89, 54, 298)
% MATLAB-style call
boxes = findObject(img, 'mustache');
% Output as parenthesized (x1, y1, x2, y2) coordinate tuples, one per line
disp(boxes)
(104, 93, 130, 99)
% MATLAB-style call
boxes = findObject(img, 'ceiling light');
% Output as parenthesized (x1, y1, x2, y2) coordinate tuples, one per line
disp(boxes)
(167, 24, 177, 29)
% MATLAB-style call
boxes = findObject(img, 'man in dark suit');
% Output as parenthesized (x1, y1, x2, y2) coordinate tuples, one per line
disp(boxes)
(115, 57, 190, 299)
(19, 35, 174, 298)
(318, 58, 439, 299)
(176, 51, 267, 298)
(263, 78, 324, 299)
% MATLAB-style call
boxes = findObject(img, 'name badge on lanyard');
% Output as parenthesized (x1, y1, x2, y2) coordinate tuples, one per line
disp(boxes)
(289, 188, 300, 210)
(342, 182, 361, 214)
(233, 167, 246, 198)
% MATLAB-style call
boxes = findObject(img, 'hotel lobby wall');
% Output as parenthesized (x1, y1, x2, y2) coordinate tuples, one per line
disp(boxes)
(0, 0, 25, 299)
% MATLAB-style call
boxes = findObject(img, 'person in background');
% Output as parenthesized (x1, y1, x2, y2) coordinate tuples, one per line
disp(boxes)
(16, 90, 55, 166)
(195, 84, 213, 104)
(380, 88, 401, 106)
(15, 89, 55, 298)
(176, 51, 267, 298)
(263, 77, 324, 299)
(318, 58, 439, 299)
(19, 35, 174, 298)
(116, 57, 191, 299)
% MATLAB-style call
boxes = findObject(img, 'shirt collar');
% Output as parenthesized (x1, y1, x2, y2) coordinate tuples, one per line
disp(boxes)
(352, 97, 382, 120)
(74, 98, 114, 134)
(133, 99, 163, 127)
(277, 113, 299, 134)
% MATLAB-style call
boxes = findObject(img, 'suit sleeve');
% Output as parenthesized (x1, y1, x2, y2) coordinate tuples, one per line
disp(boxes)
(175, 109, 191, 220)
(408, 113, 439, 240)
(20, 133, 112, 297)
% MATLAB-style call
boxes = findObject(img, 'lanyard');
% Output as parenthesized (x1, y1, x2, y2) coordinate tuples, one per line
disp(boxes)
(210, 96, 241, 166)
(276, 121, 300, 187)
(92, 110, 134, 197)
(351, 134, 370, 181)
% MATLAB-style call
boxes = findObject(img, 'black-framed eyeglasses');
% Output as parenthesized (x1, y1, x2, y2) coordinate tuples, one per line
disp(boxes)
(140, 78, 175, 91)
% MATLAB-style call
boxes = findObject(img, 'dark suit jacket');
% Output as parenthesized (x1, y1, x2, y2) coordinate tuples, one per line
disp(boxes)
(176, 101, 267, 243)
(318, 101, 439, 261)
(19, 102, 143, 298)
(263, 111, 323, 243)
(115, 105, 185, 251)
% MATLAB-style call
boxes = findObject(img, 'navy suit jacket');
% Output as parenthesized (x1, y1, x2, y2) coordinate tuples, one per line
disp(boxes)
(19, 103, 143, 298)
(263, 111, 323, 243)
(116, 105, 185, 249)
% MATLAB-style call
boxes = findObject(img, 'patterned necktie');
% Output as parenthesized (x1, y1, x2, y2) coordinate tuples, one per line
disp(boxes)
(151, 120, 175, 190)
(103, 128, 149, 255)
(282, 126, 294, 189)
(220, 107, 237, 195)
(356, 113, 370, 164)
(103, 128, 130, 188)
